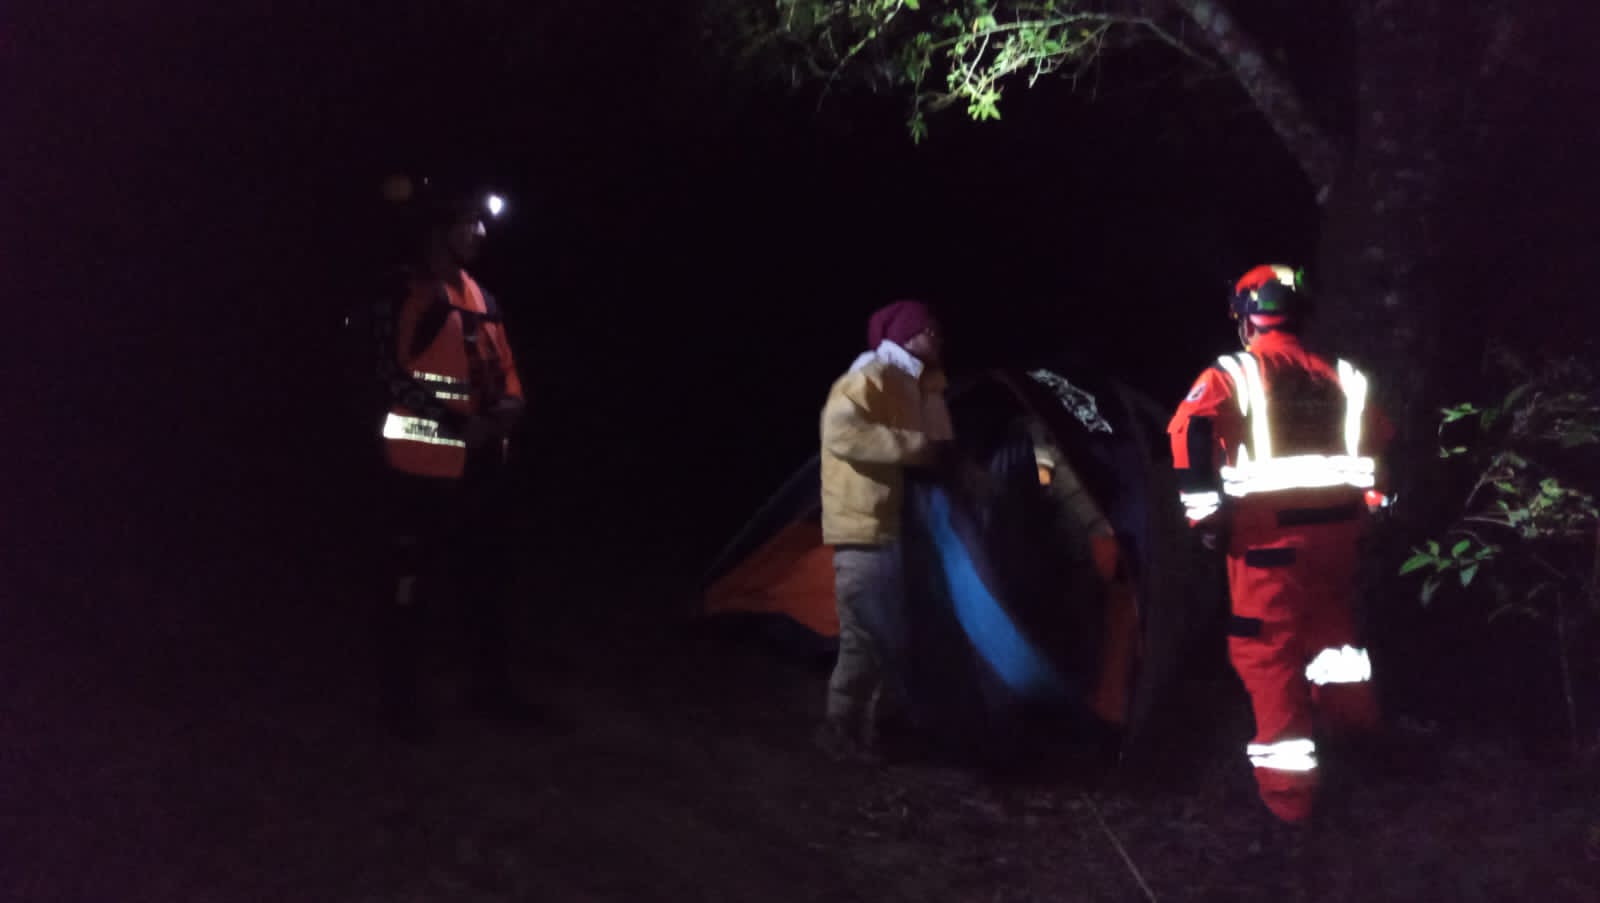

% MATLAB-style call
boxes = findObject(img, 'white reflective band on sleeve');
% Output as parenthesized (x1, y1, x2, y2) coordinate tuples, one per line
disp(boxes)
(1247, 738, 1318, 772)
(1337, 360, 1369, 458)
(1220, 454, 1376, 496)
(1180, 491, 1222, 521)
(382, 413, 466, 448)
(1305, 645, 1372, 685)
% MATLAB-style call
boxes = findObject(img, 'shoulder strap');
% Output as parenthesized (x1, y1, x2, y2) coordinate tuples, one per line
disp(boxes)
(408, 283, 456, 361)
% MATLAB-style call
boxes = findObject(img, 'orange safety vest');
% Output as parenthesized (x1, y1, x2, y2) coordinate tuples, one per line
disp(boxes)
(1168, 331, 1393, 524)
(379, 269, 523, 479)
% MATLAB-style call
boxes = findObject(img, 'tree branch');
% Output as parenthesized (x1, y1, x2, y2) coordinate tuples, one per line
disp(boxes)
(1168, 0, 1342, 197)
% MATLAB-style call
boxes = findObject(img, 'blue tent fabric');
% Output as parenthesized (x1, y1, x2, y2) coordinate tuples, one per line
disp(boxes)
(857, 467, 1099, 763)
(922, 488, 1070, 701)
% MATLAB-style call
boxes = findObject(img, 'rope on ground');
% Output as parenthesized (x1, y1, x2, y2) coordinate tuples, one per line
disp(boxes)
(1080, 792, 1157, 903)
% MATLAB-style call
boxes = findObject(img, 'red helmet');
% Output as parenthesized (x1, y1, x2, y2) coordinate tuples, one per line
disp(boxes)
(1230, 264, 1308, 327)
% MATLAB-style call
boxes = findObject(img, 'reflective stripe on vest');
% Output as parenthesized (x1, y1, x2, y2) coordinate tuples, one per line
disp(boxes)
(410, 370, 472, 402)
(1216, 352, 1376, 498)
(382, 412, 466, 448)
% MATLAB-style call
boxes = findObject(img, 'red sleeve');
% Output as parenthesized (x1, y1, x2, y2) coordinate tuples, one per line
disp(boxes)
(1168, 366, 1242, 470)
(493, 324, 524, 402)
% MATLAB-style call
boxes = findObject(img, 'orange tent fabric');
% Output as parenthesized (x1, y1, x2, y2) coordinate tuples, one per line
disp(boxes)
(702, 520, 839, 637)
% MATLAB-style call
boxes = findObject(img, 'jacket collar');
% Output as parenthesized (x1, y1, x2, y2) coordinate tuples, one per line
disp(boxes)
(1247, 329, 1304, 354)
(872, 340, 924, 378)
(847, 341, 945, 390)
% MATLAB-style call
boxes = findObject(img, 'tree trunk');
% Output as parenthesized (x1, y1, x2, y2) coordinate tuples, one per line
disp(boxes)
(1314, 0, 1450, 407)
(1314, 0, 1565, 468)
(1311, 3, 1467, 677)
(1171, 0, 1343, 196)
(1310, 0, 1595, 715)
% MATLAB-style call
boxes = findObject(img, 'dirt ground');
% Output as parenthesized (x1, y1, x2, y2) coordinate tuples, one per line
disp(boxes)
(4, 555, 1598, 903)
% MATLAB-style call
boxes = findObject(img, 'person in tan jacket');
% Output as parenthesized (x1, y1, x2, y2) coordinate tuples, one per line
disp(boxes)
(815, 300, 955, 760)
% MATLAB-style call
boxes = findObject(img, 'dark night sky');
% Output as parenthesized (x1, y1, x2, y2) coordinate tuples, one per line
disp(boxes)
(16, 2, 1325, 605)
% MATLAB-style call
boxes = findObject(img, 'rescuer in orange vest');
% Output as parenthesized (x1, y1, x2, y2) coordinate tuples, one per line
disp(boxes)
(1168, 265, 1394, 824)
(372, 175, 533, 741)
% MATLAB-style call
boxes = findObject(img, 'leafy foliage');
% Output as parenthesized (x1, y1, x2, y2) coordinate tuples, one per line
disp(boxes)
(1399, 349, 1599, 749)
(715, 1, 1197, 141)
(1402, 352, 1600, 611)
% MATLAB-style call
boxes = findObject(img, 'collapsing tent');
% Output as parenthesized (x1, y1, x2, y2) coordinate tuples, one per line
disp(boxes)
(700, 357, 1202, 755)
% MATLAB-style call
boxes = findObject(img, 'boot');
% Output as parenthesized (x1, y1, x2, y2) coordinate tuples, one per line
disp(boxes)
(813, 715, 881, 764)
(814, 716, 860, 761)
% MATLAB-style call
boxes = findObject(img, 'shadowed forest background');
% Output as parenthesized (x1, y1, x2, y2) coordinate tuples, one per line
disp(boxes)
(7, 0, 1600, 899)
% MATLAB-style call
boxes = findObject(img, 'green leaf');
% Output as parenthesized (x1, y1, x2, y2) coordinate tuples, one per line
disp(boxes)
(967, 88, 1002, 121)
(1460, 562, 1480, 587)
(975, 14, 998, 31)
(1426, 540, 1440, 555)
(1400, 552, 1434, 576)
(907, 112, 929, 144)
(1451, 539, 1471, 558)
(1420, 576, 1440, 606)
(903, 0, 919, 9)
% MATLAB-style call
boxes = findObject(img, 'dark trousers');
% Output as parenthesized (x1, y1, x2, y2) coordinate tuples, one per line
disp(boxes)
(377, 449, 517, 720)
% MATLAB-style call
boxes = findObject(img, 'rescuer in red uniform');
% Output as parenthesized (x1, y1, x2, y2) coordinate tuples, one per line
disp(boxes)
(1169, 264, 1393, 824)
(372, 175, 534, 741)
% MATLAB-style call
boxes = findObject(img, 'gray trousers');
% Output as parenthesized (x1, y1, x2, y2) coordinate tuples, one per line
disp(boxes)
(827, 545, 894, 725)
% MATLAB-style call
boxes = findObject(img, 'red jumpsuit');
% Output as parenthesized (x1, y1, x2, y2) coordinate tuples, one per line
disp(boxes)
(1168, 330, 1392, 823)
